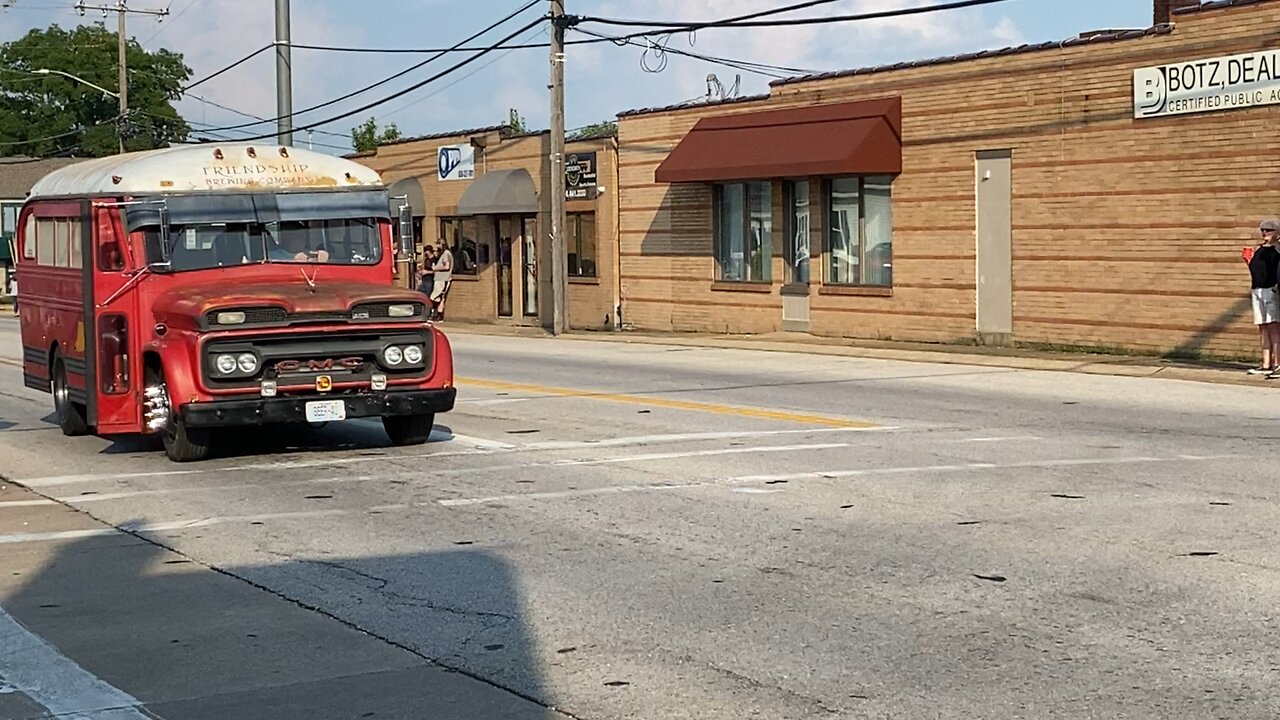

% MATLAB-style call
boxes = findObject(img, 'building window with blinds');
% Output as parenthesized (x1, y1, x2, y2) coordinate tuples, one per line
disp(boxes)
(713, 181, 772, 283)
(825, 175, 893, 287)
(438, 216, 479, 275)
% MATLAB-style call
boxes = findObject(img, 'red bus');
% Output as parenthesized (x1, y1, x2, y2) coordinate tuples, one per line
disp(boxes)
(15, 143, 455, 461)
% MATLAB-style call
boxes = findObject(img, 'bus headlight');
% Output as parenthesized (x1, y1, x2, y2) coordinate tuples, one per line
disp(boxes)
(387, 304, 416, 318)
(402, 345, 423, 364)
(382, 346, 404, 366)
(214, 354, 238, 375)
(236, 353, 259, 374)
(215, 311, 246, 325)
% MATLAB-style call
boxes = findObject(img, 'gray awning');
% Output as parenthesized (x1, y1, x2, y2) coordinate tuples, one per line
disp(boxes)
(457, 168, 538, 215)
(386, 176, 427, 216)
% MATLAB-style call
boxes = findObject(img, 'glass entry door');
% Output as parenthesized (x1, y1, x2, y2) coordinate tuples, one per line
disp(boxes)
(520, 217, 537, 317)
(497, 218, 514, 318)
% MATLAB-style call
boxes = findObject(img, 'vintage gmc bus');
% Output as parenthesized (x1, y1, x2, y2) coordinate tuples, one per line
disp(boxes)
(15, 143, 455, 461)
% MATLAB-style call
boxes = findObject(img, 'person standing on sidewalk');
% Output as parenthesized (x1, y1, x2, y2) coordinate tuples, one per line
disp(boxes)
(430, 239, 453, 321)
(1244, 219, 1280, 375)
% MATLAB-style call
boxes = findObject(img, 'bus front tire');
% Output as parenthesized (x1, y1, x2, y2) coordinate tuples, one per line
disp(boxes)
(52, 357, 89, 437)
(163, 416, 212, 463)
(147, 368, 212, 463)
(382, 414, 434, 446)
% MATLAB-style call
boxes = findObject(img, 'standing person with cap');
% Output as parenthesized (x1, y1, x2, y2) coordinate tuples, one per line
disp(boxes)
(1243, 219, 1280, 376)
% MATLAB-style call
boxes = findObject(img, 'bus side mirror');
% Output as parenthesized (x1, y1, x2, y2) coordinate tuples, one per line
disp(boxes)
(397, 205, 413, 257)
(149, 205, 173, 269)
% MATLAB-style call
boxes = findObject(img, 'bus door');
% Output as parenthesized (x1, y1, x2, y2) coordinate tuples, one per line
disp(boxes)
(89, 203, 141, 433)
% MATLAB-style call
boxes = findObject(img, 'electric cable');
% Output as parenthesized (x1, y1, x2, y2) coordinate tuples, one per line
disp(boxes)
(222, 14, 547, 142)
(187, 0, 539, 135)
(578, 0, 1015, 34)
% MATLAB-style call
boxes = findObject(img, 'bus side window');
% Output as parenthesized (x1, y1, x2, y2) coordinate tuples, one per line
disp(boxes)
(98, 314, 129, 394)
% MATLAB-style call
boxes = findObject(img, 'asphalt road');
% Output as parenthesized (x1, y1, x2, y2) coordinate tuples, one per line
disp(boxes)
(1, 315, 1279, 719)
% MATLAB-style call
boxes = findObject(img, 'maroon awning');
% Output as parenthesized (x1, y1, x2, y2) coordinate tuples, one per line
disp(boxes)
(654, 97, 902, 183)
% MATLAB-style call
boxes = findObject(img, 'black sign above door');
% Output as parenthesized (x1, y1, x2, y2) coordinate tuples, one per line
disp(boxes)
(565, 152, 598, 200)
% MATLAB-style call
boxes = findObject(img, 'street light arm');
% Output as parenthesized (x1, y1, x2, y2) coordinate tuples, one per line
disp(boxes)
(33, 68, 120, 99)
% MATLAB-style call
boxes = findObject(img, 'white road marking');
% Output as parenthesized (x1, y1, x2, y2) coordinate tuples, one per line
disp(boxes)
(62, 476, 377, 504)
(731, 454, 1235, 484)
(552, 442, 853, 467)
(0, 606, 150, 719)
(439, 454, 1236, 507)
(949, 435, 1043, 443)
(732, 488, 783, 495)
(0, 499, 57, 508)
(0, 510, 348, 545)
(439, 483, 697, 507)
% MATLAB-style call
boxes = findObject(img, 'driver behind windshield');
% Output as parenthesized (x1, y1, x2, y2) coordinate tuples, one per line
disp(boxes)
(269, 221, 329, 263)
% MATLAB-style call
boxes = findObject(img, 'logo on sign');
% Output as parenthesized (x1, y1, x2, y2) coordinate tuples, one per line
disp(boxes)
(1133, 49, 1280, 119)
(437, 145, 475, 181)
(565, 151, 598, 200)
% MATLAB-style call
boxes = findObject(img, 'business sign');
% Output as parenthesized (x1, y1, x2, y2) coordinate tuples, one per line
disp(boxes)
(1134, 49, 1280, 119)
(565, 151, 598, 200)
(437, 145, 475, 181)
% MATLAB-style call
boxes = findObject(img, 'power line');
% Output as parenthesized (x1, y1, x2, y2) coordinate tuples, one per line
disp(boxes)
(189, 0, 540, 136)
(182, 44, 274, 92)
(226, 14, 547, 142)
(573, 27, 817, 79)
(577, 0, 1015, 34)
(290, 40, 552, 54)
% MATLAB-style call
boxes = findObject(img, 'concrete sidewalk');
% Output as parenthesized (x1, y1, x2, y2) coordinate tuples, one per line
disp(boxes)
(0, 481, 560, 720)
(435, 320, 1269, 388)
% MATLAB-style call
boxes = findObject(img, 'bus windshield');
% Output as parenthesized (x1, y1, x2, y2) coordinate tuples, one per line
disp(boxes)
(145, 219, 382, 271)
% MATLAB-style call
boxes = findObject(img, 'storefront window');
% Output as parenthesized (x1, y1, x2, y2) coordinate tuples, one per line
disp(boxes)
(439, 216, 479, 275)
(784, 180, 810, 285)
(714, 181, 772, 282)
(826, 175, 893, 287)
(568, 212, 596, 277)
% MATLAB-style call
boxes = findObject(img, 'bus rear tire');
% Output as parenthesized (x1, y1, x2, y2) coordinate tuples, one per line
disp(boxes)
(52, 356, 89, 437)
(382, 413, 434, 446)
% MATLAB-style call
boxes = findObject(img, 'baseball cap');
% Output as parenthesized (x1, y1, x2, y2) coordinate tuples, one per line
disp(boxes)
(1261, 219, 1280, 231)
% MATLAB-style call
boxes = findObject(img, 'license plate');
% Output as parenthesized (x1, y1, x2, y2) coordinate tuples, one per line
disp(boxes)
(304, 399, 346, 422)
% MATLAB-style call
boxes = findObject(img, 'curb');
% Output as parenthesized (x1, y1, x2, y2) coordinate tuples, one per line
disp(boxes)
(434, 322, 1270, 389)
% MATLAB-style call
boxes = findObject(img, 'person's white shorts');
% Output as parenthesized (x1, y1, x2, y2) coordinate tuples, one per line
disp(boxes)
(1252, 287, 1279, 325)
(430, 280, 451, 303)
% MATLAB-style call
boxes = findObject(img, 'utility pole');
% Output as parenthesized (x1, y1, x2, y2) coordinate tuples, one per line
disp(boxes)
(548, 0, 568, 335)
(75, 1, 169, 154)
(275, 0, 294, 146)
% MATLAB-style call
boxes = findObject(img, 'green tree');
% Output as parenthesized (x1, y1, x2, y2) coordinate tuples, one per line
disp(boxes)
(0, 23, 191, 157)
(508, 108, 528, 134)
(351, 117, 402, 152)
(568, 121, 617, 140)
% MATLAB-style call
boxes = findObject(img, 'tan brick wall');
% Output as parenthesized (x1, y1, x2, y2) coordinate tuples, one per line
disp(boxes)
(357, 131, 619, 331)
(617, 2, 1280, 358)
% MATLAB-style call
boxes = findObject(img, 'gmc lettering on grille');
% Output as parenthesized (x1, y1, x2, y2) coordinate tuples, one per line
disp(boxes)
(274, 357, 364, 373)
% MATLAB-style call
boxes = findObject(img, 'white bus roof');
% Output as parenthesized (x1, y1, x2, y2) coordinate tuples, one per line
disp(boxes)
(26, 143, 383, 200)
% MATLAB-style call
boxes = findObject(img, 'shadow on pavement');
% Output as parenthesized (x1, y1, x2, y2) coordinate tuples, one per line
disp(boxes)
(0, 527, 558, 719)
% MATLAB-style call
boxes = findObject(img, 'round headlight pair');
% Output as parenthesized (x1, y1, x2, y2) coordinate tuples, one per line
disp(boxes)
(382, 345, 423, 367)
(214, 352, 259, 376)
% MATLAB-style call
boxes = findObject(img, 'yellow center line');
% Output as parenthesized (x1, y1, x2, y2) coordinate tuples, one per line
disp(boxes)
(0, 358, 21, 368)
(456, 376, 879, 428)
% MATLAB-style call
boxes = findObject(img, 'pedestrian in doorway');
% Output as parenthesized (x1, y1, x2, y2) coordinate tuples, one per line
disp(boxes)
(430, 238, 454, 321)
(417, 245, 436, 300)
(1244, 219, 1280, 376)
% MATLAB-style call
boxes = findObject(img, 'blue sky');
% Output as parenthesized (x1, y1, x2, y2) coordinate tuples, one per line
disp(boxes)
(1, 0, 1156, 153)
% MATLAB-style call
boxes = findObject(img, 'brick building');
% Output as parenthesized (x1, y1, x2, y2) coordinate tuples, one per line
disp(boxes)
(614, 0, 1279, 359)
(354, 126, 619, 330)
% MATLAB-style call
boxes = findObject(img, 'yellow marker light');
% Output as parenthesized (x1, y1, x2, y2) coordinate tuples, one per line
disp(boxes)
(316, 375, 333, 392)
(387, 304, 416, 318)
(216, 311, 246, 325)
